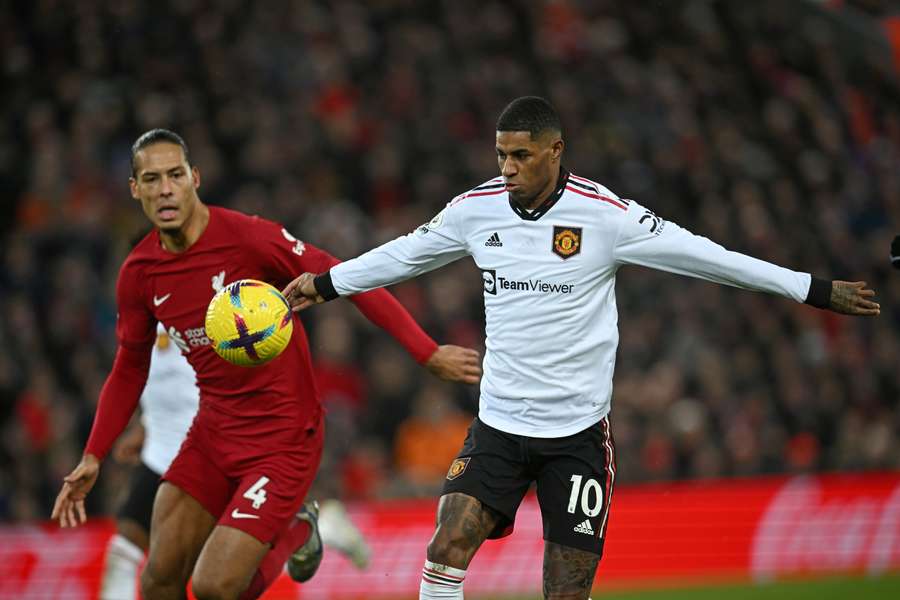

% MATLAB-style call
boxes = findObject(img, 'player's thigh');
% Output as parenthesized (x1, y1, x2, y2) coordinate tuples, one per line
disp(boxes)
(191, 525, 269, 600)
(163, 432, 235, 523)
(534, 415, 615, 557)
(216, 469, 310, 544)
(542, 541, 601, 600)
(143, 482, 218, 587)
(440, 418, 533, 541)
(217, 423, 324, 546)
(191, 456, 319, 600)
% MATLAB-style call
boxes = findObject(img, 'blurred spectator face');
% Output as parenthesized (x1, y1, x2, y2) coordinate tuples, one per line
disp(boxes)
(129, 142, 201, 233)
(496, 130, 563, 205)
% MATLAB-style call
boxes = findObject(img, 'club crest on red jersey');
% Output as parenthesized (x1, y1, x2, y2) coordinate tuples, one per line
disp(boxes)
(552, 226, 582, 259)
(212, 270, 226, 292)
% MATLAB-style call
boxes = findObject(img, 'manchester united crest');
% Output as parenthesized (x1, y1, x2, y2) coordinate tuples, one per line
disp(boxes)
(446, 457, 470, 480)
(552, 226, 582, 259)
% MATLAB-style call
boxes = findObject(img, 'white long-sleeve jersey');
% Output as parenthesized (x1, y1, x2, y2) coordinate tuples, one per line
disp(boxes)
(328, 171, 813, 438)
(140, 323, 199, 475)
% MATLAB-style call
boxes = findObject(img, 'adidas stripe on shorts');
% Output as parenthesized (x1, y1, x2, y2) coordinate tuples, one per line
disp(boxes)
(441, 415, 616, 555)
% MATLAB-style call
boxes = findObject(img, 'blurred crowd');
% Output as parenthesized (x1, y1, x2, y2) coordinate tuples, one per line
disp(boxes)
(1, 0, 899, 522)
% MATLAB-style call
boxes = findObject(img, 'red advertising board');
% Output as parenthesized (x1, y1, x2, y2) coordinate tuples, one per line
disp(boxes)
(1, 473, 898, 599)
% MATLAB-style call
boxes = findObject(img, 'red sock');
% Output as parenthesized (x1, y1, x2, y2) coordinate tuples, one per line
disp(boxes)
(239, 519, 312, 600)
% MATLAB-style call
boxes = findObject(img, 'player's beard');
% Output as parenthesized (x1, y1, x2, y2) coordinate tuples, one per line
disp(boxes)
(511, 187, 540, 210)
(158, 219, 180, 232)
(158, 222, 188, 247)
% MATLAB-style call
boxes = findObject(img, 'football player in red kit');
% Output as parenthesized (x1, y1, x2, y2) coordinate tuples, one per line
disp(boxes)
(51, 129, 481, 600)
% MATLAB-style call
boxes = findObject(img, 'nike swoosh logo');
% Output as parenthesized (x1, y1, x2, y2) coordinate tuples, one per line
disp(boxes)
(231, 508, 260, 520)
(153, 293, 171, 307)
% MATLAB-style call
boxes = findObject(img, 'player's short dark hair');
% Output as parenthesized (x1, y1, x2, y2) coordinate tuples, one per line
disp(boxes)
(131, 128, 190, 176)
(496, 96, 562, 139)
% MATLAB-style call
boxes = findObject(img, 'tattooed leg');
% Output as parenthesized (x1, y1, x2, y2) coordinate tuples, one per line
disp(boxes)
(542, 541, 601, 600)
(426, 493, 501, 569)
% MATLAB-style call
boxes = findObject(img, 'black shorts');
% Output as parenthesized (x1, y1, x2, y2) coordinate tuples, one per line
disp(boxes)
(117, 461, 162, 532)
(442, 416, 616, 555)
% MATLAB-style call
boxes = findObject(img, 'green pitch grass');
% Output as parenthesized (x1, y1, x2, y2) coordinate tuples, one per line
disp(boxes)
(482, 573, 900, 600)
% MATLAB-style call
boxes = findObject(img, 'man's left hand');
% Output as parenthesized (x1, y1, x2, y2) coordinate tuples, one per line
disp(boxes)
(425, 345, 482, 384)
(829, 281, 880, 316)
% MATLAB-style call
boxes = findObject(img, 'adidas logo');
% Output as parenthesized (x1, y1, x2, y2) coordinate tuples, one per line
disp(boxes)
(485, 232, 503, 247)
(573, 519, 594, 535)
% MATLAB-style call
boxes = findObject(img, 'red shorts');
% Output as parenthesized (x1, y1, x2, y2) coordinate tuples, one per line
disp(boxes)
(163, 412, 323, 544)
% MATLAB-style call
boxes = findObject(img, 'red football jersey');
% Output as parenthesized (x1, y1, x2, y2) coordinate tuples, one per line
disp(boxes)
(85, 206, 437, 459)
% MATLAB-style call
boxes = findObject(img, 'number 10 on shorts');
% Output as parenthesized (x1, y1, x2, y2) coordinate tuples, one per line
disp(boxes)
(243, 476, 270, 509)
(568, 474, 603, 517)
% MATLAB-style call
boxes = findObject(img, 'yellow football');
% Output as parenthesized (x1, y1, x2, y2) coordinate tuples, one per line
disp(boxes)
(205, 279, 293, 367)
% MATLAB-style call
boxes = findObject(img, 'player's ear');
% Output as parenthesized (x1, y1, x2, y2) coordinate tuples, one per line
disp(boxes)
(191, 165, 201, 190)
(550, 137, 564, 163)
(129, 176, 140, 200)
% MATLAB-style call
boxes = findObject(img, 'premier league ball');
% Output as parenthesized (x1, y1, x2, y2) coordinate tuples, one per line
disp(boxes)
(205, 279, 293, 366)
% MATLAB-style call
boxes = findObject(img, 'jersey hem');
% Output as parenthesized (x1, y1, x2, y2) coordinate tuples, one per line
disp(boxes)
(478, 407, 609, 439)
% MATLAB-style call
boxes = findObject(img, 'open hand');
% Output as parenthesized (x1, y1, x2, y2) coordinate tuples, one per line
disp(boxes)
(282, 273, 323, 312)
(829, 281, 880, 316)
(51, 454, 100, 528)
(425, 345, 482, 385)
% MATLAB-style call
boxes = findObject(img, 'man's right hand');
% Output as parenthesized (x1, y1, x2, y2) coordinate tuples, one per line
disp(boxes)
(829, 281, 880, 316)
(51, 454, 100, 528)
(282, 272, 324, 312)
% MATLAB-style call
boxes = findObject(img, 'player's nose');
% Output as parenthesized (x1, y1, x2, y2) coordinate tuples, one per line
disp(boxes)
(159, 175, 174, 196)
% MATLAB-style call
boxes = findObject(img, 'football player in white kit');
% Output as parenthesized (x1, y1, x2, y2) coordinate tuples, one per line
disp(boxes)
(100, 325, 371, 600)
(282, 96, 880, 599)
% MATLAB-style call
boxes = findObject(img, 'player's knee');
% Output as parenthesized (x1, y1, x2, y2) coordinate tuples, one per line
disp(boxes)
(139, 561, 170, 598)
(190, 575, 231, 600)
(426, 526, 477, 568)
(141, 551, 187, 598)
(191, 571, 244, 600)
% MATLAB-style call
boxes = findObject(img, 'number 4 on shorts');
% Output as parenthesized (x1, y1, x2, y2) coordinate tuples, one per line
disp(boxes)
(243, 476, 270, 509)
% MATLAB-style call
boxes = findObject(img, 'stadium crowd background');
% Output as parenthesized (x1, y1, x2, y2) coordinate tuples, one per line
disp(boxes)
(1, 0, 898, 522)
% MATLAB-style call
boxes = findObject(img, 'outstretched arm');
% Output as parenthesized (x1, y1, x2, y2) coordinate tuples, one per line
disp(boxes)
(344, 288, 481, 384)
(52, 342, 153, 527)
(255, 217, 480, 383)
(52, 266, 155, 527)
(614, 201, 879, 316)
(284, 204, 469, 306)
